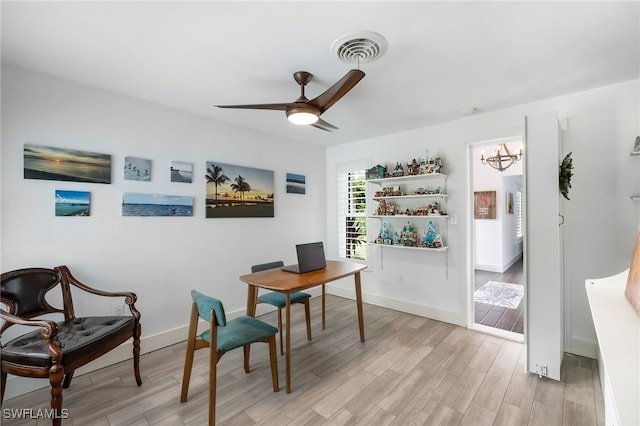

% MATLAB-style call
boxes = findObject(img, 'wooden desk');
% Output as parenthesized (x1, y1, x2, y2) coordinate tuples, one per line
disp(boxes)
(239, 260, 367, 393)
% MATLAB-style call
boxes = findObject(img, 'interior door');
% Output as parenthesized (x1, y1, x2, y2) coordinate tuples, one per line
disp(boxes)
(524, 111, 564, 380)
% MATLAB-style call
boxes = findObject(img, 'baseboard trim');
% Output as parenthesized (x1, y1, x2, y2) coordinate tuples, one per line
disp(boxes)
(565, 336, 599, 359)
(327, 284, 465, 327)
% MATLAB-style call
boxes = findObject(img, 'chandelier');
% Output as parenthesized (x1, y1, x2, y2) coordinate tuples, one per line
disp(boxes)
(481, 144, 523, 172)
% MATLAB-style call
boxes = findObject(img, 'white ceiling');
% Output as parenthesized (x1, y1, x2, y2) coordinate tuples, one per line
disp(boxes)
(2, 1, 638, 147)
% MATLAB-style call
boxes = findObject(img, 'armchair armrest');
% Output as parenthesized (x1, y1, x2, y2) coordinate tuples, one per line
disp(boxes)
(0, 309, 64, 362)
(0, 309, 59, 340)
(55, 265, 140, 320)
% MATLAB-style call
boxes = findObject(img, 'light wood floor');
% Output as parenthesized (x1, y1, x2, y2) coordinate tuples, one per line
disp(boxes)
(2, 295, 603, 425)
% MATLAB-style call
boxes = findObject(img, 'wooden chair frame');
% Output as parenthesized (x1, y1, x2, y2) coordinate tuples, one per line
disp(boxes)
(0, 265, 141, 426)
(180, 299, 279, 426)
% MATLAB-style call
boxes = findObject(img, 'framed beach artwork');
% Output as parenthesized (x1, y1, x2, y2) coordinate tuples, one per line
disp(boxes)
(171, 161, 193, 183)
(124, 157, 151, 181)
(122, 193, 193, 216)
(205, 161, 274, 218)
(55, 190, 90, 216)
(474, 191, 496, 219)
(24, 144, 111, 184)
(506, 192, 514, 214)
(286, 173, 306, 194)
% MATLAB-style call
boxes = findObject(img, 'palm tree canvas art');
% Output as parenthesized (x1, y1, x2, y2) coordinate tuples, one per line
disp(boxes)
(205, 161, 274, 218)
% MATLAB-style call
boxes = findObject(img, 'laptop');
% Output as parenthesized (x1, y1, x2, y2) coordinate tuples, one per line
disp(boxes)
(282, 242, 327, 274)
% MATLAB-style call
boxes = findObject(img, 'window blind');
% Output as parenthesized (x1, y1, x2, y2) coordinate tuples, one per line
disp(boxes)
(337, 169, 367, 260)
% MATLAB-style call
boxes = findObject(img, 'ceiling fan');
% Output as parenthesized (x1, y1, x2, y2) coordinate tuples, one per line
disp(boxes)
(216, 69, 365, 131)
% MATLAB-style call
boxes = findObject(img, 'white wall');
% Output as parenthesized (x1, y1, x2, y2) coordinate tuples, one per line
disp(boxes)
(1, 65, 327, 397)
(326, 79, 640, 358)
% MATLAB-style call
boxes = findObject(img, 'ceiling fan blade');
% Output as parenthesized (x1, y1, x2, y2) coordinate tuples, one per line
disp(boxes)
(216, 103, 293, 111)
(311, 117, 339, 132)
(307, 69, 365, 113)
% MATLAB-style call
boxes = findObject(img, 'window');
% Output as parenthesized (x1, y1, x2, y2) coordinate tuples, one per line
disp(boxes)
(337, 169, 367, 260)
(516, 190, 523, 240)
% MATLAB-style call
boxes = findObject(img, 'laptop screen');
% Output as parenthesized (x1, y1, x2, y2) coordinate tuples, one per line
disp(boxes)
(296, 242, 326, 273)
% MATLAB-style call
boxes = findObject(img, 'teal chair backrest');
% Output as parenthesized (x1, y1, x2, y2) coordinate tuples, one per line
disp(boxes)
(191, 289, 226, 327)
(251, 261, 284, 273)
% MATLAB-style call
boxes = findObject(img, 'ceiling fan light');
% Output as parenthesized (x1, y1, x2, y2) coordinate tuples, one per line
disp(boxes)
(286, 106, 319, 125)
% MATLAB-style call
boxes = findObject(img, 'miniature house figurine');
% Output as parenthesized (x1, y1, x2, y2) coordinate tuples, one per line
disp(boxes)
(392, 162, 405, 177)
(400, 221, 417, 247)
(407, 159, 419, 175)
(366, 164, 387, 180)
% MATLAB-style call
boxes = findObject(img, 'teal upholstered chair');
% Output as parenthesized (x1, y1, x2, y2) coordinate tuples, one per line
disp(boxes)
(180, 290, 279, 426)
(252, 261, 312, 354)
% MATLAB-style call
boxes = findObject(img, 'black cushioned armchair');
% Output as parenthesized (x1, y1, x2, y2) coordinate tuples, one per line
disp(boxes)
(1, 265, 142, 425)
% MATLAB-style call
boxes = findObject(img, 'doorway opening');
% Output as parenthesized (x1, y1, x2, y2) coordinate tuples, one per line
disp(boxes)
(469, 137, 525, 341)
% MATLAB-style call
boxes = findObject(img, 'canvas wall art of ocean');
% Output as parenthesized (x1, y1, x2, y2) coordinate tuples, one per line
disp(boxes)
(286, 173, 306, 194)
(55, 190, 90, 216)
(122, 193, 193, 217)
(25, 144, 111, 184)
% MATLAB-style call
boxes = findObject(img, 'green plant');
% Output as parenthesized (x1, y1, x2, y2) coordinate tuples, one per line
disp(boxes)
(559, 152, 574, 200)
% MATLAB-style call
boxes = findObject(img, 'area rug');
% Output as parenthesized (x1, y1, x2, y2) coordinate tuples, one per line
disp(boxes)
(474, 281, 524, 309)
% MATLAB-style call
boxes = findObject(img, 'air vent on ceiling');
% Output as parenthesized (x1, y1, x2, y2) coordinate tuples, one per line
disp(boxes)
(331, 31, 388, 65)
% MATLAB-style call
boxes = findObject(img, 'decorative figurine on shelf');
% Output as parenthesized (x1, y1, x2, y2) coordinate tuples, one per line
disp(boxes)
(393, 231, 400, 246)
(422, 220, 443, 248)
(379, 222, 392, 245)
(376, 200, 387, 215)
(366, 164, 387, 180)
(391, 162, 405, 177)
(390, 203, 397, 215)
(400, 221, 417, 247)
(407, 159, 419, 175)
(427, 202, 441, 215)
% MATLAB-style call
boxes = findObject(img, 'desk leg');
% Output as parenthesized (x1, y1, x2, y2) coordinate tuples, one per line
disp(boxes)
(355, 272, 365, 342)
(246, 285, 257, 317)
(245, 285, 258, 366)
(322, 284, 326, 329)
(285, 292, 292, 393)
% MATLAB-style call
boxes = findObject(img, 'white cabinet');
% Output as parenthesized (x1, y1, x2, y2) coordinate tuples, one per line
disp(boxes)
(366, 173, 448, 252)
(585, 270, 639, 426)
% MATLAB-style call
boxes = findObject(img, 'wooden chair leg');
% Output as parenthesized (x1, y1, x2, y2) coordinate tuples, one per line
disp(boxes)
(243, 345, 251, 373)
(180, 304, 199, 402)
(267, 336, 279, 392)
(49, 364, 64, 426)
(1, 371, 6, 403)
(303, 300, 312, 341)
(133, 323, 142, 386)
(62, 371, 74, 388)
(209, 344, 217, 426)
(277, 307, 284, 355)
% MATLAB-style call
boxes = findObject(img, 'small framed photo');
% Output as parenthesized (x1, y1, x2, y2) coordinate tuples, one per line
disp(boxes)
(506, 192, 514, 214)
(56, 190, 90, 216)
(171, 161, 193, 183)
(632, 136, 640, 156)
(286, 173, 305, 194)
(124, 157, 151, 181)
